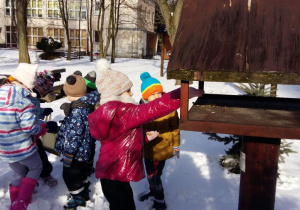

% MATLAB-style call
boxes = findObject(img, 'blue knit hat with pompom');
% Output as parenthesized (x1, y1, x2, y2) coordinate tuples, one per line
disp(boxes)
(140, 72, 163, 100)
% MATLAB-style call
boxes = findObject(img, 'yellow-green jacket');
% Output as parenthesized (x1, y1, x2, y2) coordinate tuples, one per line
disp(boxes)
(143, 110, 180, 161)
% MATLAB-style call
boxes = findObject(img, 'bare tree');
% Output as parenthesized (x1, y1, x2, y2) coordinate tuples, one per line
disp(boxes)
(97, 0, 111, 58)
(87, 0, 94, 62)
(58, 0, 71, 60)
(156, 0, 183, 45)
(16, 0, 30, 63)
(11, 0, 18, 44)
(110, 0, 121, 63)
(78, 0, 82, 59)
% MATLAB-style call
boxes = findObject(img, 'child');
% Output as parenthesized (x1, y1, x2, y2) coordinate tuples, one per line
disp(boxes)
(73, 70, 99, 176)
(88, 59, 204, 210)
(0, 63, 46, 210)
(139, 72, 180, 210)
(54, 74, 100, 209)
(31, 70, 58, 187)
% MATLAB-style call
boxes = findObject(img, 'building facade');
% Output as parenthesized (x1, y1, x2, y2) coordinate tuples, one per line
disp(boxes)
(0, 0, 157, 58)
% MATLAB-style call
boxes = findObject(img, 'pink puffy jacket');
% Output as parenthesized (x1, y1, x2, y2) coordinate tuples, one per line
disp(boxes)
(88, 89, 180, 182)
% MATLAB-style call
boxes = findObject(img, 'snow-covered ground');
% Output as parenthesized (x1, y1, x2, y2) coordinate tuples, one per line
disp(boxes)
(0, 49, 299, 210)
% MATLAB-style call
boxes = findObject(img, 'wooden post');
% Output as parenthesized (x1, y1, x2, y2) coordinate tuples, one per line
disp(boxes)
(180, 80, 189, 120)
(239, 137, 280, 210)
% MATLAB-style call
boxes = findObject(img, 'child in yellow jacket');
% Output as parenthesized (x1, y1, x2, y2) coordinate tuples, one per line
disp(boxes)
(139, 72, 180, 210)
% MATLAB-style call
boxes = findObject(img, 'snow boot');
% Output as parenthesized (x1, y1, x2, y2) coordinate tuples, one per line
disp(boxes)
(64, 194, 86, 210)
(152, 200, 167, 210)
(10, 177, 37, 210)
(139, 191, 154, 202)
(41, 175, 58, 187)
(9, 185, 19, 207)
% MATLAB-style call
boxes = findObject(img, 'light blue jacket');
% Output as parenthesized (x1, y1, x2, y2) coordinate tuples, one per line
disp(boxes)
(0, 84, 41, 163)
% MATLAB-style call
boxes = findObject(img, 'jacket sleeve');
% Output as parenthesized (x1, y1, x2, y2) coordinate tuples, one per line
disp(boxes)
(19, 104, 41, 135)
(123, 89, 181, 131)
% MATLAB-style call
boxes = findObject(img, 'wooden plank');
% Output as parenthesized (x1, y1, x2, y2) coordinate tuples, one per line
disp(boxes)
(179, 94, 300, 139)
(167, 0, 300, 83)
(239, 137, 280, 210)
(167, 70, 300, 85)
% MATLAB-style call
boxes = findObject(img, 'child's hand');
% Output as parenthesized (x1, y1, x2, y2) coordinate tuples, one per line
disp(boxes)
(173, 146, 180, 158)
(146, 131, 159, 141)
(43, 108, 53, 117)
(36, 123, 47, 139)
(189, 87, 204, 99)
(46, 121, 59, 133)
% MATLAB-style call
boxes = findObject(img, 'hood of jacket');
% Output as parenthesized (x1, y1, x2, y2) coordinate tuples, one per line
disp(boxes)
(0, 84, 31, 107)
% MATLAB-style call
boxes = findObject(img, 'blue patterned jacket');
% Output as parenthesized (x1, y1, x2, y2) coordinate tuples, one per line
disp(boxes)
(55, 91, 100, 161)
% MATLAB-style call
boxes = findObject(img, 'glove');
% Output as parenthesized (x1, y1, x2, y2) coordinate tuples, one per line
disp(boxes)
(63, 154, 74, 167)
(146, 131, 159, 142)
(36, 123, 47, 139)
(46, 121, 58, 133)
(43, 108, 53, 117)
(173, 146, 180, 158)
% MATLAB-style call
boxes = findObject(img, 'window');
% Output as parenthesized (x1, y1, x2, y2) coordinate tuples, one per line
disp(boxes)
(69, 0, 87, 20)
(48, 28, 65, 46)
(47, 0, 60, 18)
(69, 29, 87, 48)
(27, 27, 43, 46)
(27, 0, 43, 17)
(6, 26, 17, 47)
(94, 30, 99, 43)
(94, 1, 101, 16)
(5, 0, 13, 16)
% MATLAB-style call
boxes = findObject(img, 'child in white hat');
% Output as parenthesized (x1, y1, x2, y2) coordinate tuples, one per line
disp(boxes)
(0, 63, 46, 210)
(88, 59, 204, 210)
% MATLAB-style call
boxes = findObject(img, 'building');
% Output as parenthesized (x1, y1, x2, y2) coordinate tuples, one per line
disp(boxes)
(0, 0, 157, 58)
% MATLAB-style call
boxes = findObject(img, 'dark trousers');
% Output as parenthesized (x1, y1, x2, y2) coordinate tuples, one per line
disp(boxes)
(100, 179, 136, 210)
(145, 158, 166, 200)
(36, 138, 53, 178)
(63, 159, 89, 193)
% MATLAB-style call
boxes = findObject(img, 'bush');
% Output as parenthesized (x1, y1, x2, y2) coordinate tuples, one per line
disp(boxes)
(36, 37, 62, 60)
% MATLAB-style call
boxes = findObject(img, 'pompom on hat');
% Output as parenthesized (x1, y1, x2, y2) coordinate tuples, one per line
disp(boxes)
(140, 72, 163, 100)
(95, 59, 133, 99)
(63, 74, 87, 97)
(11, 63, 38, 90)
(36, 70, 55, 91)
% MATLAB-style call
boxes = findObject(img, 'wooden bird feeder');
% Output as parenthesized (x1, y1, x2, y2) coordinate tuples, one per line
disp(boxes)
(167, 0, 300, 210)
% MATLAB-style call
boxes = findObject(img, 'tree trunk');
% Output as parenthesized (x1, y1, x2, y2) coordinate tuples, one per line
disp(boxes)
(88, 0, 94, 62)
(78, 0, 82, 60)
(110, 0, 115, 63)
(98, 0, 105, 58)
(59, 0, 71, 60)
(156, 0, 184, 45)
(16, 0, 30, 63)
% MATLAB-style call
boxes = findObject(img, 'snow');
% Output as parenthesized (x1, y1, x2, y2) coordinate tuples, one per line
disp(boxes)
(0, 49, 299, 210)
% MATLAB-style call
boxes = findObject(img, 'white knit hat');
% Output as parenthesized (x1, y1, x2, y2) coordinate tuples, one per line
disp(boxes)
(11, 63, 38, 90)
(95, 59, 133, 99)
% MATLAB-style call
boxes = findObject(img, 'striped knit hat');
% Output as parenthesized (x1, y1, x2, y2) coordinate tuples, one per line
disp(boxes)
(140, 72, 163, 100)
(95, 59, 132, 99)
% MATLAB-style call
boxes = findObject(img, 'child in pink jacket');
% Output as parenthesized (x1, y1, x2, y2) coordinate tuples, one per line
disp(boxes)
(88, 59, 204, 210)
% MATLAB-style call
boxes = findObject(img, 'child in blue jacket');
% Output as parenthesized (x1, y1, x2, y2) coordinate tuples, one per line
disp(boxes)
(54, 74, 100, 210)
